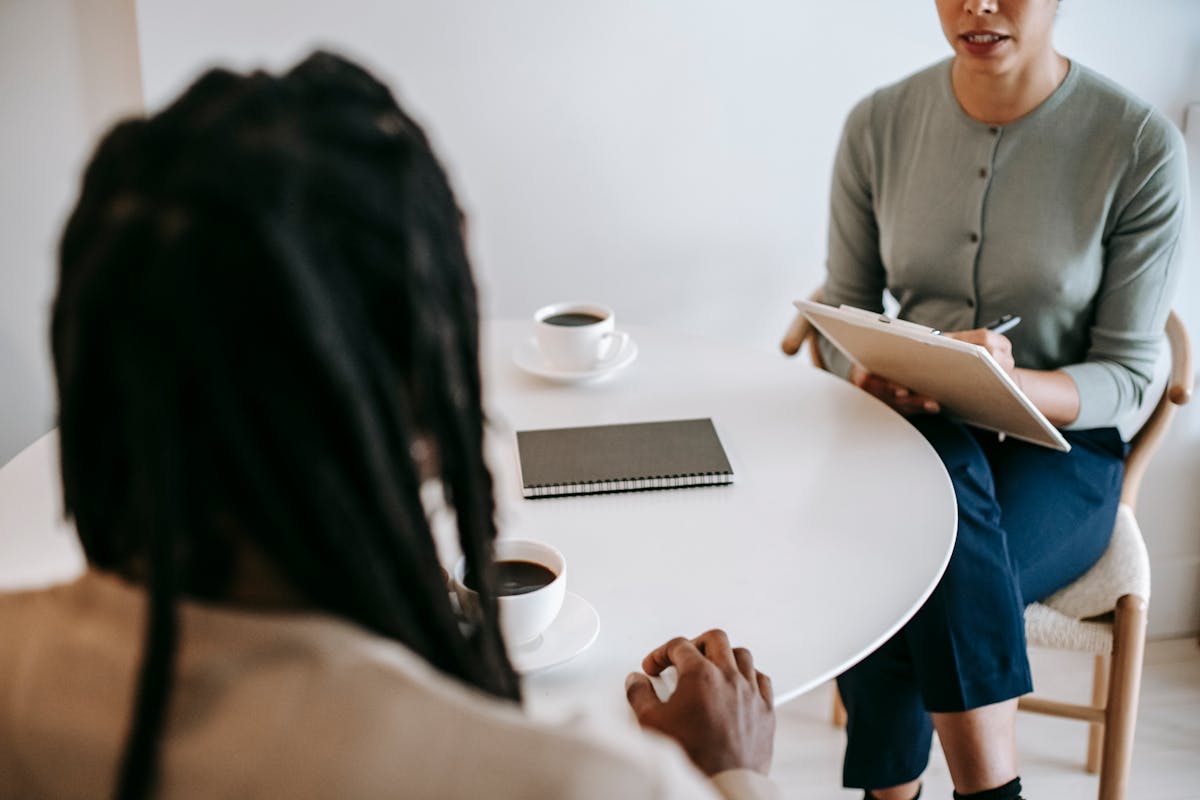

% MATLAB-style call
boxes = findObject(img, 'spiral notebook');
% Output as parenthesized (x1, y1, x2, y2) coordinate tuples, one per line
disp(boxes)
(516, 418, 735, 498)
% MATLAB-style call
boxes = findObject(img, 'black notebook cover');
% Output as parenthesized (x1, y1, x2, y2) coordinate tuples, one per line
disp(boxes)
(516, 418, 734, 498)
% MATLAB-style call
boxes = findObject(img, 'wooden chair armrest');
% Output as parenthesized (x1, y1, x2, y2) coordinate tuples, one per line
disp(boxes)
(1165, 311, 1193, 405)
(781, 313, 813, 356)
(1122, 311, 1192, 508)
(781, 288, 825, 360)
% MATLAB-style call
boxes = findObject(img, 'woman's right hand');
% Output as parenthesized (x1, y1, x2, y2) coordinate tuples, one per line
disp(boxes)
(849, 365, 940, 416)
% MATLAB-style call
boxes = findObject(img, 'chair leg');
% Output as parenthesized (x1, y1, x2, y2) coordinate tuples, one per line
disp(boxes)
(1086, 654, 1109, 773)
(1097, 594, 1148, 800)
(832, 682, 847, 727)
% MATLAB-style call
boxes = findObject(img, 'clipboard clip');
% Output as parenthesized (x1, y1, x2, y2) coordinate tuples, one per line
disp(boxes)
(876, 314, 941, 336)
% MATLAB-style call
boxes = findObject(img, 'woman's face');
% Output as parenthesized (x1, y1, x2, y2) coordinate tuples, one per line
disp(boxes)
(936, 0, 1059, 76)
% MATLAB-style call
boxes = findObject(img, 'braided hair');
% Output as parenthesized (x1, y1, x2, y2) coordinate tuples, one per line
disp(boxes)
(51, 51, 519, 799)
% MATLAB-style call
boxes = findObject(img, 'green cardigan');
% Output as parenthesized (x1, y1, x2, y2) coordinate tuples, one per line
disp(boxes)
(820, 58, 1188, 431)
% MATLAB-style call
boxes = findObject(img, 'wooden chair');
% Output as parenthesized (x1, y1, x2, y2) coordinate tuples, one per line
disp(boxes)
(781, 299, 1194, 800)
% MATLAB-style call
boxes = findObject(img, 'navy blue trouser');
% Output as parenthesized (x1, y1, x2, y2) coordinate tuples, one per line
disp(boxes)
(839, 416, 1127, 790)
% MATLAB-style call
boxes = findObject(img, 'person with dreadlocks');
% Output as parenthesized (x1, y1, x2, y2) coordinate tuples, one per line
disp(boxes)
(0, 52, 778, 799)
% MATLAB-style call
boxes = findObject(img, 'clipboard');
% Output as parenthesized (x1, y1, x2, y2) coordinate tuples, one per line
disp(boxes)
(795, 300, 1070, 452)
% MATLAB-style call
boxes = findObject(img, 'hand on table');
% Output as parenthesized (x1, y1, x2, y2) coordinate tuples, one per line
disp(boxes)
(625, 629, 775, 776)
(849, 328, 1018, 414)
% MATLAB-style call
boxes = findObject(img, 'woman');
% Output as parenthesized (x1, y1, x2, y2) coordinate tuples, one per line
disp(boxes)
(814, 2, 1187, 799)
(0, 53, 777, 799)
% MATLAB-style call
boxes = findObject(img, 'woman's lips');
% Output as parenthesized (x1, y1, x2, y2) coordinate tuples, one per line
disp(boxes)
(960, 31, 1011, 56)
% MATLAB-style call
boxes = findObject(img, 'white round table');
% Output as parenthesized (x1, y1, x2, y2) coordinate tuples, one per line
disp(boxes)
(482, 321, 957, 720)
(0, 321, 957, 724)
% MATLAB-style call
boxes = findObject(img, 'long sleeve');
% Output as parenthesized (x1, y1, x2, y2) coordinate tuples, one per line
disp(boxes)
(1060, 114, 1189, 430)
(819, 95, 887, 379)
(710, 768, 784, 799)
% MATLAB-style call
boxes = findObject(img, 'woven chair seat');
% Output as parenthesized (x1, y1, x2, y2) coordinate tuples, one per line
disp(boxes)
(1025, 504, 1150, 654)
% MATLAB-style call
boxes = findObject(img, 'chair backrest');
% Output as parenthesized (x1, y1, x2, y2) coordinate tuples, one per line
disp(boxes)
(1121, 311, 1193, 510)
(782, 295, 1194, 510)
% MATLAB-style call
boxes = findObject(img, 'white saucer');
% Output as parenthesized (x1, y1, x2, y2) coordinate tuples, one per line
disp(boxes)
(508, 591, 600, 674)
(512, 337, 638, 384)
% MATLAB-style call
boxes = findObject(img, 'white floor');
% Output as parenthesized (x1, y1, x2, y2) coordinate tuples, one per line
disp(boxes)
(770, 638, 1200, 799)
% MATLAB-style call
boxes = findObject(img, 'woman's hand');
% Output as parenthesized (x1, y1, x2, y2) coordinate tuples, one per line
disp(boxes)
(943, 328, 1017, 377)
(848, 328, 1019, 415)
(944, 328, 1084, 425)
(625, 629, 775, 776)
(849, 365, 941, 416)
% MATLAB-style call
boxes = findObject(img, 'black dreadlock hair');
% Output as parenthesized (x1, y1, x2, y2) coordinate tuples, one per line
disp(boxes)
(51, 51, 519, 800)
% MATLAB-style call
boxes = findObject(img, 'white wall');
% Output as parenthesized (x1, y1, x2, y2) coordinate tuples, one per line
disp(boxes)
(0, 0, 142, 462)
(3, 1, 1197, 634)
(132, 2, 1200, 344)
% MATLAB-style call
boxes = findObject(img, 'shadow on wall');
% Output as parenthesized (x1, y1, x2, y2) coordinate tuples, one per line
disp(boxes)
(1182, 34, 1200, 126)
(0, 330, 54, 466)
(1139, 400, 1200, 637)
(0, 0, 142, 467)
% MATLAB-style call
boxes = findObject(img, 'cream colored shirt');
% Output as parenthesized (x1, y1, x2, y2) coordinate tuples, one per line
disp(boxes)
(0, 571, 778, 799)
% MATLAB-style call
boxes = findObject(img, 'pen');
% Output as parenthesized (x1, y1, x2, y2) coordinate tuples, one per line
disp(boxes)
(983, 314, 1021, 335)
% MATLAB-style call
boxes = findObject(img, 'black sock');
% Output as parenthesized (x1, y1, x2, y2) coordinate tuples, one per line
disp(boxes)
(952, 776, 1022, 800)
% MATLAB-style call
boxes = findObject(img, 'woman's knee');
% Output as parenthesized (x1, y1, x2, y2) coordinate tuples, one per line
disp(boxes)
(909, 417, 997, 511)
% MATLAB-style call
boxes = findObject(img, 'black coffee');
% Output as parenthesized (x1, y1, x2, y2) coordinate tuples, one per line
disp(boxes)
(543, 312, 604, 327)
(465, 559, 557, 596)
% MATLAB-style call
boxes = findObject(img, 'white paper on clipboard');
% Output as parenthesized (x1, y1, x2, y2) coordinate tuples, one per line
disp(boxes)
(795, 300, 1070, 452)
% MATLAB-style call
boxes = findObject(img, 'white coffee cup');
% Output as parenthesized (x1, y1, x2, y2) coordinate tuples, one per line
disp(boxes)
(453, 539, 566, 647)
(533, 302, 630, 372)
